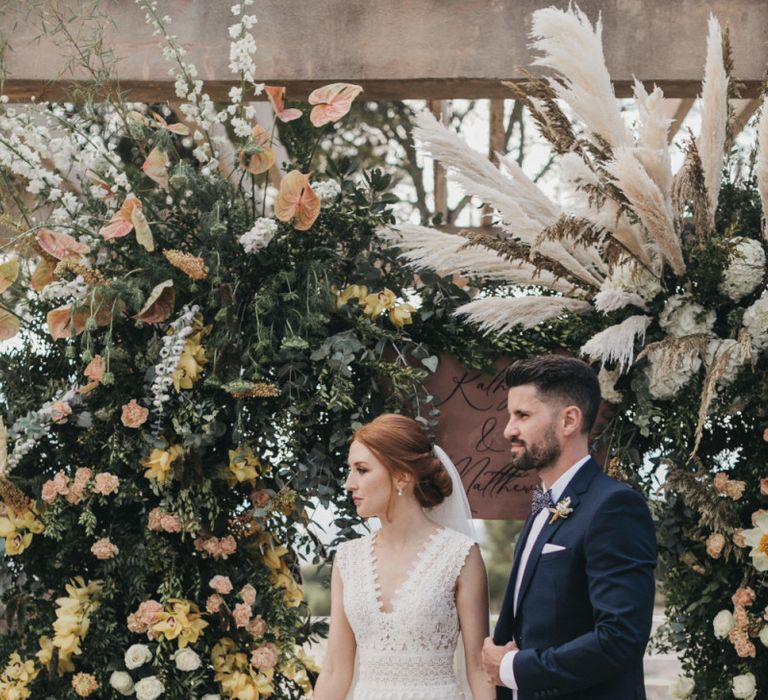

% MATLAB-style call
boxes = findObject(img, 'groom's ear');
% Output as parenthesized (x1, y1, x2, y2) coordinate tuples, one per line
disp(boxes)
(561, 404, 583, 436)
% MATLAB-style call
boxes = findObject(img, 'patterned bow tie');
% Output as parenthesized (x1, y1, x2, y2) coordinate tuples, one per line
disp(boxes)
(531, 486, 554, 517)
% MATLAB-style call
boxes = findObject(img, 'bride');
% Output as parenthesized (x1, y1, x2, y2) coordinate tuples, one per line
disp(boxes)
(314, 413, 495, 699)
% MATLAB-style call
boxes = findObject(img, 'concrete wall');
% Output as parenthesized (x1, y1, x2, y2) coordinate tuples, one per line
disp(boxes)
(2, 0, 767, 101)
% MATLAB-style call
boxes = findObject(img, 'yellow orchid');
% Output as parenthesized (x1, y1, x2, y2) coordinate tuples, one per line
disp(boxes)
(37, 635, 75, 674)
(0, 506, 44, 556)
(149, 599, 208, 649)
(140, 444, 184, 484)
(362, 288, 396, 317)
(49, 578, 102, 672)
(389, 303, 416, 328)
(225, 445, 263, 488)
(334, 283, 368, 310)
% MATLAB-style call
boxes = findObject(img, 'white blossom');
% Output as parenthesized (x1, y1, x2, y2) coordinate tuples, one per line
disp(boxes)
(174, 647, 201, 671)
(732, 673, 757, 700)
(311, 179, 342, 205)
(109, 671, 134, 696)
(659, 294, 715, 338)
(713, 609, 733, 639)
(239, 218, 278, 253)
(719, 237, 765, 301)
(135, 675, 165, 700)
(742, 288, 768, 349)
(597, 367, 623, 404)
(644, 346, 701, 400)
(125, 643, 153, 669)
(669, 675, 695, 698)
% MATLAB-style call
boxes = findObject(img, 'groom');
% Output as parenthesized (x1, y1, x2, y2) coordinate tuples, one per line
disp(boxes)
(482, 355, 657, 699)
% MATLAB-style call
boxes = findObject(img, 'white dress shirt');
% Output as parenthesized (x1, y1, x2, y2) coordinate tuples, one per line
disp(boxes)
(499, 455, 591, 695)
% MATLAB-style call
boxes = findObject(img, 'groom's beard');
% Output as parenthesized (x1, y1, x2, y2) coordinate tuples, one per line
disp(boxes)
(508, 425, 561, 472)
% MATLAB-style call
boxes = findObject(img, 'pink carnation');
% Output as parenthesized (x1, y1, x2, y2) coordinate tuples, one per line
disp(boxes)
(52, 471, 70, 495)
(250, 643, 278, 670)
(232, 602, 252, 628)
(247, 615, 267, 638)
(67, 467, 93, 504)
(209, 575, 233, 595)
(121, 399, 149, 428)
(41, 480, 59, 503)
(127, 599, 163, 634)
(206, 594, 224, 614)
(732, 587, 756, 607)
(148, 508, 164, 531)
(50, 400, 72, 424)
(93, 472, 119, 496)
(160, 514, 182, 533)
(91, 537, 118, 560)
(220, 536, 237, 557)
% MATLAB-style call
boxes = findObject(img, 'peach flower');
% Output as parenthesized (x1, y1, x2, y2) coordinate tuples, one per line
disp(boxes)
(84, 355, 105, 383)
(725, 479, 746, 501)
(713, 473, 729, 494)
(91, 537, 118, 560)
(127, 600, 163, 634)
(706, 533, 725, 559)
(247, 615, 267, 638)
(209, 575, 233, 595)
(752, 509, 768, 526)
(761, 478, 768, 497)
(250, 643, 278, 670)
(732, 587, 756, 607)
(240, 583, 257, 606)
(72, 672, 99, 697)
(41, 480, 59, 503)
(121, 399, 149, 428)
(160, 514, 182, 533)
(733, 529, 747, 548)
(232, 602, 252, 628)
(206, 594, 224, 614)
(93, 472, 119, 496)
(50, 401, 72, 424)
(250, 489, 270, 508)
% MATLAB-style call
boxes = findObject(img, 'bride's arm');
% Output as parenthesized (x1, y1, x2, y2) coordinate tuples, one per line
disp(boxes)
(313, 564, 356, 699)
(456, 544, 496, 700)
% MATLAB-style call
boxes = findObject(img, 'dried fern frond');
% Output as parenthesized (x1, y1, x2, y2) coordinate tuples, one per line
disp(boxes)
(636, 333, 710, 365)
(580, 314, 652, 372)
(454, 295, 592, 334)
(535, 214, 629, 270)
(696, 14, 729, 229)
(673, 131, 712, 236)
(607, 148, 686, 275)
(529, 5, 632, 150)
(0, 416, 6, 476)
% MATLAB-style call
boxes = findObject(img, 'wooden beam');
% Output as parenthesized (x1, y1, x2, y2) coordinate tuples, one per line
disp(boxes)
(732, 98, 761, 135)
(2, 1, 768, 102)
(665, 98, 696, 142)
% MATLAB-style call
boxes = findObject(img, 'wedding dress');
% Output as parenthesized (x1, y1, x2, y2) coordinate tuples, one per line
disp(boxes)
(335, 525, 476, 699)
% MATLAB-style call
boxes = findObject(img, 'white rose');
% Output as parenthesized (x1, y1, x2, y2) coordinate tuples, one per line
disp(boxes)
(669, 675, 695, 698)
(732, 672, 757, 700)
(719, 237, 765, 301)
(135, 675, 165, 700)
(742, 289, 768, 350)
(125, 642, 153, 669)
(760, 624, 768, 647)
(659, 294, 715, 338)
(201, 696, 222, 700)
(174, 647, 202, 672)
(109, 671, 135, 696)
(597, 367, 623, 404)
(599, 260, 662, 303)
(644, 346, 701, 400)
(713, 609, 734, 639)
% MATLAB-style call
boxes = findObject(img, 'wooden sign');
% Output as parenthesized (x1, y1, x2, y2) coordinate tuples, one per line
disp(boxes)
(425, 355, 538, 520)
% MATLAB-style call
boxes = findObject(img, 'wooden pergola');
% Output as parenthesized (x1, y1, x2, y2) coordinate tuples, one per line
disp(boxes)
(2, 0, 766, 214)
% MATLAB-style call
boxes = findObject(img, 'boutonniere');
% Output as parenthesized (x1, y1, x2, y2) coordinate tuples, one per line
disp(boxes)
(548, 496, 574, 524)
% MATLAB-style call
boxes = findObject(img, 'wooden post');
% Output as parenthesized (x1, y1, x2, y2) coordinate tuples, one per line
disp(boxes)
(483, 99, 506, 227)
(429, 100, 449, 222)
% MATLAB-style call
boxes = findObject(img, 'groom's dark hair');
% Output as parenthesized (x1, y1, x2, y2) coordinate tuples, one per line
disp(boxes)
(504, 355, 601, 434)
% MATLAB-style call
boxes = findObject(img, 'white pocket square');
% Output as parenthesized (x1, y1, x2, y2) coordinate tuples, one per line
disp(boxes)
(542, 543, 566, 554)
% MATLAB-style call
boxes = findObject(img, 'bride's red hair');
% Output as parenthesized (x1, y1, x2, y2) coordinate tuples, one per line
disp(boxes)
(352, 414, 453, 508)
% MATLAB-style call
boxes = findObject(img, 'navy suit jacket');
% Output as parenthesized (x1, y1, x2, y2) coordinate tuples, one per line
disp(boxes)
(493, 458, 657, 700)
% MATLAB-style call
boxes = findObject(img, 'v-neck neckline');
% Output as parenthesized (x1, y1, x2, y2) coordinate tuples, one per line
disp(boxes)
(368, 526, 445, 616)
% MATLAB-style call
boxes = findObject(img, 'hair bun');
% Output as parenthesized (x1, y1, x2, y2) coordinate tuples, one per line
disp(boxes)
(415, 455, 453, 509)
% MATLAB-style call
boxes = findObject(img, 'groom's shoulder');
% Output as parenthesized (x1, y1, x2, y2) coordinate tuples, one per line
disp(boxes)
(589, 465, 650, 508)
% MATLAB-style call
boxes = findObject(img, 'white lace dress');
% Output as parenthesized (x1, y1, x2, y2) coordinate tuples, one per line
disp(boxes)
(335, 527, 476, 700)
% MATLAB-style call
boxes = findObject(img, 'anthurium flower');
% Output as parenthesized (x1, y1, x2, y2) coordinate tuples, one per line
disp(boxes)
(0, 307, 19, 341)
(133, 280, 175, 325)
(389, 303, 416, 328)
(47, 299, 115, 340)
(150, 110, 190, 135)
(362, 289, 396, 317)
(265, 86, 303, 123)
(308, 83, 363, 127)
(0, 258, 19, 294)
(275, 171, 320, 231)
(142, 146, 169, 189)
(31, 257, 57, 291)
(36, 229, 89, 261)
(99, 195, 155, 251)
(240, 125, 276, 175)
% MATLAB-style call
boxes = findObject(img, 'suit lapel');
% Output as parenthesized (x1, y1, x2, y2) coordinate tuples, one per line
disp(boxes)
(514, 458, 601, 613)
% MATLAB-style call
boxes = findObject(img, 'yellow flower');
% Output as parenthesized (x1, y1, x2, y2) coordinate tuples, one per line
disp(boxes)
(226, 445, 263, 488)
(140, 444, 184, 484)
(172, 336, 207, 390)
(5, 531, 33, 556)
(37, 635, 75, 674)
(389, 303, 416, 328)
(0, 506, 44, 556)
(149, 599, 208, 649)
(334, 284, 368, 309)
(362, 288, 396, 317)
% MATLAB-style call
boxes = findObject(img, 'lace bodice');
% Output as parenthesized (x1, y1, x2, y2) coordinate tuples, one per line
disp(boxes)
(335, 527, 476, 700)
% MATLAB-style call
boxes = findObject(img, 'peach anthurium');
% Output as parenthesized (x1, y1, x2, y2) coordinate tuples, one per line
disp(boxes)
(46, 299, 115, 341)
(265, 86, 303, 123)
(99, 195, 155, 252)
(36, 229, 89, 261)
(31, 257, 57, 292)
(275, 171, 320, 231)
(0, 307, 19, 341)
(133, 280, 175, 324)
(150, 111, 190, 136)
(85, 172, 117, 200)
(0, 258, 19, 294)
(308, 83, 363, 127)
(142, 147, 170, 190)
(240, 125, 276, 175)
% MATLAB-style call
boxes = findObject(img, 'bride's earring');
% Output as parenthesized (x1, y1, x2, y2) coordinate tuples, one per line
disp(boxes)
(397, 487, 403, 496)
